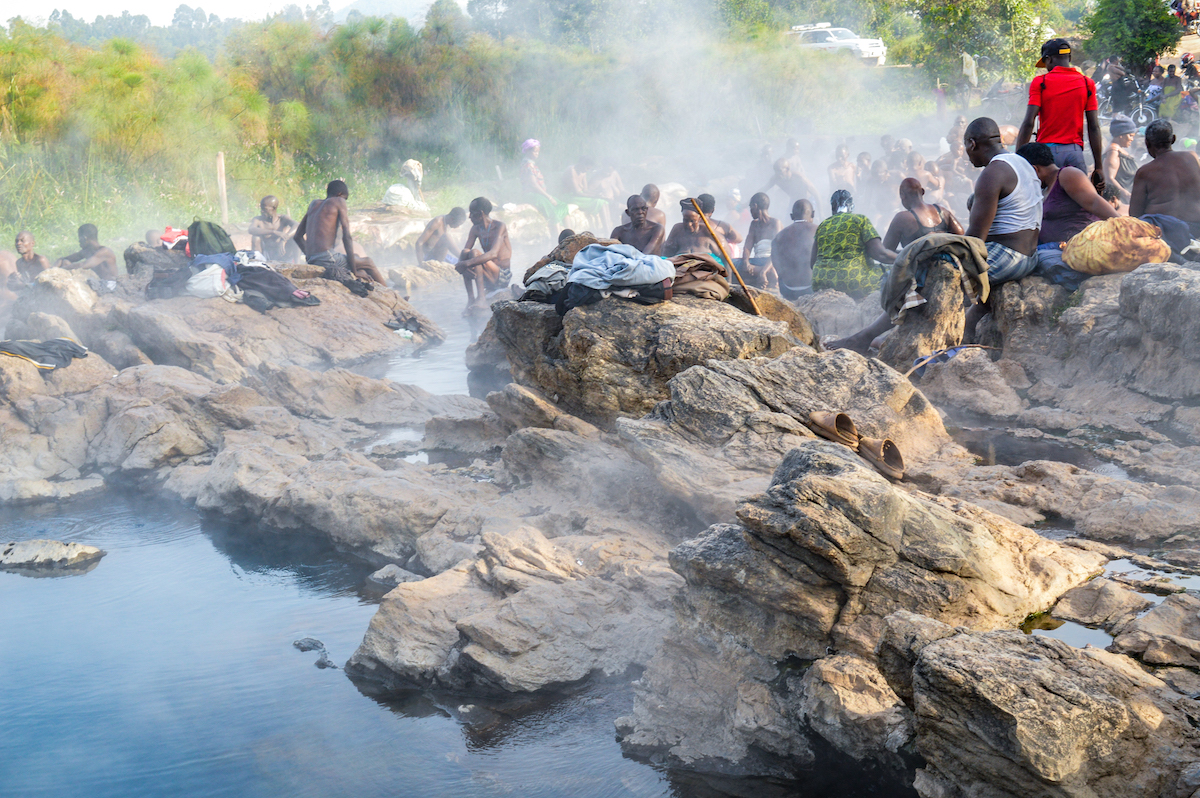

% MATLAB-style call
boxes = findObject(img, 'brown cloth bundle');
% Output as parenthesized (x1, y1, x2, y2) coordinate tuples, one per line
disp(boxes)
(523, 232, 618, 285)
(669, 253, 731, 301)
(1063, 217, 1172, 276)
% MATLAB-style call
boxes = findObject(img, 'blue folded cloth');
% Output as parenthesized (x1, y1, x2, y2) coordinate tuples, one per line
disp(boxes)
(567, 243, 675, 290)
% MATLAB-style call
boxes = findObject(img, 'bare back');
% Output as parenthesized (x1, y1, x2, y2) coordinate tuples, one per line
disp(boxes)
(771, 221, 816, 287)
(1130, 150, 1200, 222)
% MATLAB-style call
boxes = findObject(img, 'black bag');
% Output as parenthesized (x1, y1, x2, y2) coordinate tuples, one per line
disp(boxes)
(146, 265, 193, 300)
(187, 218, 236, 257)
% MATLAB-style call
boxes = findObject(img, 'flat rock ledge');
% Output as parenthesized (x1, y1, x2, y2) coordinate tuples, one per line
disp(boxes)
(1, 539, 105, 575)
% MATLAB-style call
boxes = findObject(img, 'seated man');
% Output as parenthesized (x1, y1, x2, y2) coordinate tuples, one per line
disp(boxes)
(294, 179, 386, 286)
(414, 207, 467, 265)
(881, 178, 964, 252)
(771, 200, 818, 300)
(638, 184, 668, 228)
(248, 196, 298, 262)
(741, 192, 782, 290)
(14, 231, 50, 281)
(697, 193, 743, 255)
(1129, 119, 1200, 237)
(662, 199, 725, 259)
(55, 224, 118, 280)
(611, 195, 665, 255)
(457, 196, 512, 311)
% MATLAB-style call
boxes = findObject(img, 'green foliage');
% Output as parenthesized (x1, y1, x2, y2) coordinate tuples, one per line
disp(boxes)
(1083, 0, 1182, 71)
(898, 0, 1052, 84)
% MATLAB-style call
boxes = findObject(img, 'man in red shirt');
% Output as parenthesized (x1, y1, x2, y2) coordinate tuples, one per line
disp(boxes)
(1017, 38, 1105, 192)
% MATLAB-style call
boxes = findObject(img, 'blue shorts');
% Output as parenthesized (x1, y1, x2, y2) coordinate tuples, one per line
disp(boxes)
(985, 241, 1037, 284)
(1044, 142, 1087, 172)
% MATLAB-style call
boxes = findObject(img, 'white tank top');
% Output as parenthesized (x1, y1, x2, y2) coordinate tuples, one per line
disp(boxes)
(988, 153, 1042, 235)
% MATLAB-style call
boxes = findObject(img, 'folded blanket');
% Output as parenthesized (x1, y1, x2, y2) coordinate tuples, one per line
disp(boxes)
(567, 243, 675, 290)
(882, 233, 990, 322)
(524, 232, 618, 285)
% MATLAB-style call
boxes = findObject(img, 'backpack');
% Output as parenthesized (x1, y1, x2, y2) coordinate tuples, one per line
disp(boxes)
(187, 218, 236, 257)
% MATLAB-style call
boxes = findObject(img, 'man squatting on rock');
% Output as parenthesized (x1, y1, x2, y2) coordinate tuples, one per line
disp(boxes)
(457, 197, 512, 311)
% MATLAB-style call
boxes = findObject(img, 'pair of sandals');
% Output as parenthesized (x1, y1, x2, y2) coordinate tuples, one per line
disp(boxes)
(807, 411, 905, 480)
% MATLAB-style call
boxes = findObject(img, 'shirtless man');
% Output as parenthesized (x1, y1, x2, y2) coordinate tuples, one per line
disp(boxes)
(248, 196, 297, 261)
(145, 229, 163, 248)
(741, 192, 783, 290)
(55, 224, 117, 280)
(14, 231, 50, 281)
(639, 184, 668, 228)
(414, 207, 467, 265)
(771, 199, 818, 300)
(662, 200, 725, 259)
(458, 196, 512, 310)
(881, 178, 964, 253)
(696, 194, 742, 249)
(760, 159, 817, 206)
(828, 145, 857, 194)
(610, 195, 665, 255)
(783, 138, 819, 200)
(1129, 119, 1200, 234)
(294, 179, 386, 285)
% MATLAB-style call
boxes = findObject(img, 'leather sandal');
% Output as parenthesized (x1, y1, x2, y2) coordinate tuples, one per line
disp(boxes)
(807, 411, 859, 450)
(858, 437, 904, 480)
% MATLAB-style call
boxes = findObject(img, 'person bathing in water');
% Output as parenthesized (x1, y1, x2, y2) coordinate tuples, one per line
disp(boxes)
(294, 179, 386, 287)
(457, 196, 512, 312)
(414, 207, 467, 265)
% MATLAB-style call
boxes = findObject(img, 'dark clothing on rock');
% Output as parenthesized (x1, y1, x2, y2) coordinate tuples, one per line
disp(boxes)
(306, 249, 353, 282)
(0, 338, 88, 370)
(882, 234, 990, 322)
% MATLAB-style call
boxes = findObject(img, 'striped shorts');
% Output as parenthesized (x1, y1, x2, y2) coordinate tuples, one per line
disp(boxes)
(985, 241, 1037, 284)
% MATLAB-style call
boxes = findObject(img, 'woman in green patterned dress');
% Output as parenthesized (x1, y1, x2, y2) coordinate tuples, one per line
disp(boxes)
(810, 189, 898, 298)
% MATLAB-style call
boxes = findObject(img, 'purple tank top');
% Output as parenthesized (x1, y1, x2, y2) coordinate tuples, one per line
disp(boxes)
(1039, 175, 1099, 244)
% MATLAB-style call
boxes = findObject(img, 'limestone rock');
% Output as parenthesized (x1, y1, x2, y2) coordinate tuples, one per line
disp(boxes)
(619, 442, 1103, 774)
(123, 242, 188, 281)
(491, 297, 797, 427)
(797, 654, 914, 762)
(912, 631, 1200, 798)
(1052, 577, 1155, 632)
(485, 382, 599, 437)
(918, 348, 1026, 419)
(1111, 593, 1200, 667)
(877, 258, 967, 371)
(793, 289, 880, 339)
(367, 563, 424, 590)
(1, 539, 105, 573)
(875, 611, 957, 703)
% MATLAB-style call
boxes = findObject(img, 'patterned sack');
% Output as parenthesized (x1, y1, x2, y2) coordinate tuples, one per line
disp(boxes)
(1063, 217, 1171, 276)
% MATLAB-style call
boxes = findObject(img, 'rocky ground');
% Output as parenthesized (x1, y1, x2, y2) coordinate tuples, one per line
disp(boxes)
(3, 245, 1200, 796)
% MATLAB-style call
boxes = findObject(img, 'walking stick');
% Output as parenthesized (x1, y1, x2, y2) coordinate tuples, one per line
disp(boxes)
(689, 198, 761, 316)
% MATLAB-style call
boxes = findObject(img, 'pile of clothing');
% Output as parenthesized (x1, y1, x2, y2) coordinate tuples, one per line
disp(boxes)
(147, 249, 320, 312)
(669, 254, 731, 301)
(881, 234, 990, 323)
(556, 243, 676, 314)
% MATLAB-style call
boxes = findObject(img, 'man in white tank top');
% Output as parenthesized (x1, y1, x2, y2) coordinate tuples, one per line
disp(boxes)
(964, 117, 1043, 336)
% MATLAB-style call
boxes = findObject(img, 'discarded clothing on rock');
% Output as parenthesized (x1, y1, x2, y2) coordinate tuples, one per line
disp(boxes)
(882, 233, 990, 323)
(555, 280, 671, 315)
(525, 233, 618, 284)
(669, 253, 731, 301)
(146, 264, 194, 300)
(236, 266, 319, 311)
(184, 264, 231, 299)
(234, 250, 273, 271)
(1138, 213, 1194, 254)
(1063, 217, 1171, 275)
(567, 243, 675, 290)
(0, 338, 88, 370)
(192, 251, 240, 285)
(520, 262, 570, 303)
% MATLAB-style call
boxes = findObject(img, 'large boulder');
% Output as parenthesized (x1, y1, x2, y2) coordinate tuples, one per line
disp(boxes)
(911, 630, 1200, 798)
(616, 442, 1103, 775)
(489, 297, 800, 427)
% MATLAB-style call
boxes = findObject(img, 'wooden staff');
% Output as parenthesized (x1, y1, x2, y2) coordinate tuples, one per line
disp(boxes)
(689, 197, 761, 316)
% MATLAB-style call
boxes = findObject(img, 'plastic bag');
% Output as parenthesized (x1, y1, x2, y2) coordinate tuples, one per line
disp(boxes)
(184, 264, 229, 299)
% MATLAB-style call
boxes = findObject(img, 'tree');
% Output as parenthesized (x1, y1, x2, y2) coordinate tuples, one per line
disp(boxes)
(1083, 0, 1181, 74)
(899, 0, 1051, 84)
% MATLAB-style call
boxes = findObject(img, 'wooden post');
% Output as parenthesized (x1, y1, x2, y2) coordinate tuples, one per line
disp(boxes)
(216, 151, 229, 226)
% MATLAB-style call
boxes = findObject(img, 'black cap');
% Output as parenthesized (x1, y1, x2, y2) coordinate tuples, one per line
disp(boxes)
(1037, 38, 1071, 69)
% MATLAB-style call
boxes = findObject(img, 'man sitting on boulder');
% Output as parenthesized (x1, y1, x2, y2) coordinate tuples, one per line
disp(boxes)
(54, 224, 118, 281)
(610, 195, 665, 255)
(1129, 119, 1200, 238)
(414, 207, 467, 265)
(662, 199, 725, 259)
(248, 195, 298, 262)
(457, 197, 512, 311)
(294, 179, 386, 288)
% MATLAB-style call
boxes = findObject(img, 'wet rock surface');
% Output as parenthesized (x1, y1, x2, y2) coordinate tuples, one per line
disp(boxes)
(0, 539, 106, 575)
